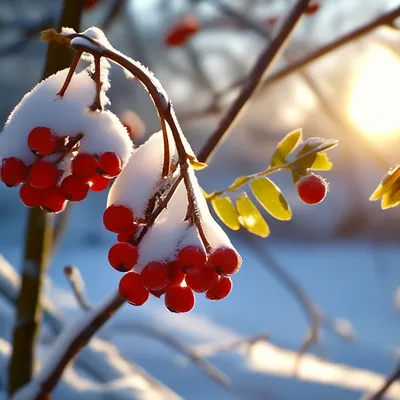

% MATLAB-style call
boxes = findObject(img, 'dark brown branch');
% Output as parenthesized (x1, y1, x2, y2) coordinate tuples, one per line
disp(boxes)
(64, 266, 91, 312)
(89, 56, 103, 111)
(365, 363, 400, 400)
(197, 0, 312, 163)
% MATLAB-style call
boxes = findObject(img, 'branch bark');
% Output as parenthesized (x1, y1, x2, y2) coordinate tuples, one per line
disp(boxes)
(8, 0, 84, 396)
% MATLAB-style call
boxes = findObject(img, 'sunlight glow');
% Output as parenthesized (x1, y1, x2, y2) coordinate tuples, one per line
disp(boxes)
(348, 46, 400, 139)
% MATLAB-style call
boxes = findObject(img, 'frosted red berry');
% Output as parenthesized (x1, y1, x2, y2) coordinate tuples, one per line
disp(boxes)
(166, 261, 185, 288)
(71, 153, 99, 178)
(41, 186, 67, 213)
(98, 152, 122, 178)
(1, 157, 27, 186)
(19, 183, 43, 207)
(165, 286, 195, 313)
(103, 204, 134, 233)
(88, 174, 109, 192)
(28, 161, 58, 189)
(141, 261, 169, 291)
(178, 246, 207, 271)
(206, 276, 232, 301)
(27, 127, 57, 155)
(108, 242, 138, 272)
(305, 0, 320, 15)
(165, 16, 200, 47)
(61, 175, 89, 202)
(119, 272, 149, 306)
(186, 267, 218, 293)
(209, 247, 241, 276)
(297, 173, 327, 205)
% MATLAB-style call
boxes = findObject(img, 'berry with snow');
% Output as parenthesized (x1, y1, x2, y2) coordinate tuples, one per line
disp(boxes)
(28, 161, 58, 189)
(108, 242, 138, 272)
(140, 261, 169, 291)
(178, 245, 207, 271)
(61, 175, 89, 202)
(165, 286, 195, 313)
(119, 272, 149, 306)
(41, 186, 67, 213)
(1, 157, 27, 187)
(98, 152, 122, 178)
(72, 153, 99, 178)
(27, 127, 57, 155)
(186, 267, 218, 293)
(206, 276, 232, 301)
(209, 247, 241, 276)
(297, 173, 327, 205)
(103, 204, 135, 233)
(19, 183, 43, 207)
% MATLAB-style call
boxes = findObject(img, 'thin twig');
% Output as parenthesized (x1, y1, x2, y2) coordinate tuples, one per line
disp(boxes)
(365, 363, 400, 400)
(197, 0, 312, 163)
(64, 266, 91, 312)
(104, 323, 230, 386)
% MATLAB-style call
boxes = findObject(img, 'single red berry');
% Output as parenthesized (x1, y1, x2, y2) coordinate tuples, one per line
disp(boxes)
(1, 157, 27, 187)
(141, 261, 170, 291)
(166, 261, 185, 288)
(108, 242, 138, 272)
(165, 16, 200, 47)
(117, 224, 138, 242)
(19, 183, 43, 207)
(165, 286, 195, 313)
(61, 175, 89, 202)
(177, 246, 207, 271)
(206, 276, 232, 301)
(296, 173, 327, 205)
(186, 267, 218, 293)
(72, 153, 99, 178)
(88, 174, 109, 192)
(98, 152, 122, 178)
(305, 0, 320, 15)
(103, 204, 134, 233)
(118, 272, 149, 306)
(41, 186, 67, 213)
(27, 127, 57, 156)
(28, 161, 58, 189)
(208, 247, 241, 276)
(149, 289, 165, 298)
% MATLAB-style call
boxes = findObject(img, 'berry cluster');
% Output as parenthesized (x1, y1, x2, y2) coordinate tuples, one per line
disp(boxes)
(104, 202, 240, 313)
(0, 126, 123, 212)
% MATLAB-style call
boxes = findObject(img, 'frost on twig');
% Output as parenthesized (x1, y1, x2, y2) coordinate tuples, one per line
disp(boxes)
(64, 266, 91, 312)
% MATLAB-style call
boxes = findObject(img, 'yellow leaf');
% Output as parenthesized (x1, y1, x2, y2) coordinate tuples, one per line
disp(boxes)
(370, 165, 400, 201)
(191, 160, 208, 170)
(227, 176, 251, 192)
(250, 178, 292, 221)
(236, 193, 270, 237)
(270, 129, 302, 167)
(211, 197, 241, 230)
(381, 181, 400, 209)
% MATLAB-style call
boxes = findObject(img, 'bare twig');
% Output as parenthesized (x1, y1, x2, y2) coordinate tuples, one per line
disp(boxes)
(365, 363, 400, 400)
(197, 0, 312, 162)
(104, 323, 230, 386)
(64, 266, 91, 312)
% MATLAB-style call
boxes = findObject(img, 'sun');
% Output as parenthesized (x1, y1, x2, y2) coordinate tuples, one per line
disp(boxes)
(348, 44, 400, 139)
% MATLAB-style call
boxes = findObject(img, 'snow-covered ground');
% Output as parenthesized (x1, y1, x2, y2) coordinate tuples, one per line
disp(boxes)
(1, 238, 400, 399)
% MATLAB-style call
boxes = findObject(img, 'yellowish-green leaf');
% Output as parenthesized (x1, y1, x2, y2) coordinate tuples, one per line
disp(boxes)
(270, 128, 302, 167)
(200, 187, 209, 198)
(308, 152, 333, 170)
(250, 178, 292, 221)
(226, 176, 252, 192)
(296, 138, 338, 159)
(191, 160, 208, 170)
(236, 193, 270, 237)
(289, 152, 332, 184)
(211, 197, 241, 230)
(380, 180, 400, 209)
(370, 165, 400, 201)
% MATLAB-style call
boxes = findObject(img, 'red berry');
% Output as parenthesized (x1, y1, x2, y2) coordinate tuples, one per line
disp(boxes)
(208, 248, 241, 276)
(41, 186, 67, 213)
(1, 157, 27, 186)
(88, 174, 109, 192)
(108, 242, 138, 272)
(305, 0, 320, 15)
(117, 224, 138, 242)
(19, 183, 43, 207)
(98, 152, 122, 178)
(141, 261, 169, 291)
(71, 153, 99, 178)
(177, 246, 206, 271)
(296, 173, 327, 205)
(61, 175, 89, 202)
(165, 286, 195, 313)
(28, 161, 58, 189)
(27, 127, 57, 156)
(186, 267, 218, 293)
(165, 16, 200, 47)
(206, 276, 232, 301)
(166, 261, 185, 288)
(119, 272, 149, 306)
(103, 204, 134, 233)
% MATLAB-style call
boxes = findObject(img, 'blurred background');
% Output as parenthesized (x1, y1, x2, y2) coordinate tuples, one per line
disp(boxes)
(1, 0, 400, 399)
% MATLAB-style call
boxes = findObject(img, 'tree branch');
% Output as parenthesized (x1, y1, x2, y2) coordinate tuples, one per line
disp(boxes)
(64, 266, 91, 312)
(365, 363, 400, 400)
